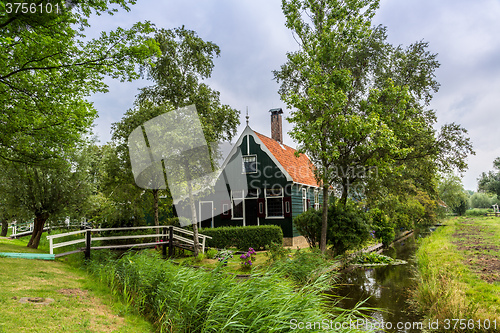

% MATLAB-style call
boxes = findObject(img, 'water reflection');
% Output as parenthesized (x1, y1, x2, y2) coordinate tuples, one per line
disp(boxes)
(332, 231, 431, 332)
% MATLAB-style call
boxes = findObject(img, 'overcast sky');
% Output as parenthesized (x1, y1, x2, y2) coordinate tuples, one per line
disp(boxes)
(86, 0, 500, 191)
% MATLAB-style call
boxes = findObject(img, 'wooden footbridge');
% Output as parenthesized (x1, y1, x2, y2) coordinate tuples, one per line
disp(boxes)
(46, 225, 212, 259)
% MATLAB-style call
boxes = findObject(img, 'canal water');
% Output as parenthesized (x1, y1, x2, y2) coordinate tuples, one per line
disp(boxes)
(333, 229, 433, 332)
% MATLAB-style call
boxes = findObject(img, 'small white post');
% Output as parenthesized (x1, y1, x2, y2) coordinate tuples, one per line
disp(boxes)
(49, 238, 53, 255)
(201, 236, 206, 254)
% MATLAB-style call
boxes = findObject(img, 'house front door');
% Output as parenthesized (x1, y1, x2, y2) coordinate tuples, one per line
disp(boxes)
(245, 199, 258, 226)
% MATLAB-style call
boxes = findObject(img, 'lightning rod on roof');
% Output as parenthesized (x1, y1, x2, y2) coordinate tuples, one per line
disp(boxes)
(246, 106, 249, 126)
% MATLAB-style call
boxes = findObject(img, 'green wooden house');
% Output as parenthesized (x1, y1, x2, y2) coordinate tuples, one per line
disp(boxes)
(193, 108, 323, 247)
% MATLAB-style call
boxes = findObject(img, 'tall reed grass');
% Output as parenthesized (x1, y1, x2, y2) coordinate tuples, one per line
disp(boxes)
(412, 225, 478, 323)
(86, 250, 360, 332)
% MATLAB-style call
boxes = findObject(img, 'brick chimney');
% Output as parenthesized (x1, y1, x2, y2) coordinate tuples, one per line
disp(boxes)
(269, 108, 283, 143)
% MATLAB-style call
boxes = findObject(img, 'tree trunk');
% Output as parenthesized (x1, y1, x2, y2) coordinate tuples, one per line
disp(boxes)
(27, 213, 48, 249)
(340, 177, 349, 206)
(153, 189, 160, 242)
(1, 219, 8, 237)
(320, 185, 329, 253)
(187, 178, 200, 257)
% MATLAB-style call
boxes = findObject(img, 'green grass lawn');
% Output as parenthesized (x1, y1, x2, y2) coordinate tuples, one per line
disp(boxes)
(414, 216, 500, 328)
(0, 237, 153, 333)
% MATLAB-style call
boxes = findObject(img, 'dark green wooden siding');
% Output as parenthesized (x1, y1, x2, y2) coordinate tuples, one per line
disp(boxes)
(205, 132, 322, 239)
(290, 184, 323, 237)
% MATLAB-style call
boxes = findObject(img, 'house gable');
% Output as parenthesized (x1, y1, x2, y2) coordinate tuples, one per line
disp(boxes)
(218, 126, 293, 184)
(254, 132, 319, 187)
(214, 127, 290, 195)
(192, 121, 322, 243)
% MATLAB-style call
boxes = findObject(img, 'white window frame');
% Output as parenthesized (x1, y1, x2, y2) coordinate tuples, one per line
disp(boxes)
(265, 187, 284, 219)
(302, 188, 308, 212)
(314, 190, 320, 210)
(242, 155, 257, 174)
(231, 190, 244, 220)
(246, 188, 260, 199)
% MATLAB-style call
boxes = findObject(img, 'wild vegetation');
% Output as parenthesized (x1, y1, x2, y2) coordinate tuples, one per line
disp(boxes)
(85, 250, 366, 333)
(413, 216, 500, 329)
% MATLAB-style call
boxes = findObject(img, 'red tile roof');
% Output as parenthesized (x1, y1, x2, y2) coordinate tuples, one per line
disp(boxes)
(254, 132, 320, 187)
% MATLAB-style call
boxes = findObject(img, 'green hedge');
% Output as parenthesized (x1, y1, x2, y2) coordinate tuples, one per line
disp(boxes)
(465, 208, 491, 216)
(199, 225, 283, 250)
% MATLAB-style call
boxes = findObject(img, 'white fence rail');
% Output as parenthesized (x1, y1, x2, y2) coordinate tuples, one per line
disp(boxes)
(10, 219, 91, 239)
(46, 225, 212, 258)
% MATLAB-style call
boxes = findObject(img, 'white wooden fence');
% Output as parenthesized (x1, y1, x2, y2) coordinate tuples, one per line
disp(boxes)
(10, 219, 91, 239)
(46, 225, 212, 258)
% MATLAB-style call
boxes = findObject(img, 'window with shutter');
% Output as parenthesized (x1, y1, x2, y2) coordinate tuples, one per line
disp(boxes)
(284, 197, 292, 217)
(265, 187, 283, 218)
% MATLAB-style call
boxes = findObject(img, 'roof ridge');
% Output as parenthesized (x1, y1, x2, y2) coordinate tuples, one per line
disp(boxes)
(253, 131, 319, 187)
(253, 130, 297, 152)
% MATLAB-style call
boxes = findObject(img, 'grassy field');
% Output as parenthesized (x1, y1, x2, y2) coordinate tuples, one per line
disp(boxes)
(414, 215, 500, 331)
(0, 236, 153, 333)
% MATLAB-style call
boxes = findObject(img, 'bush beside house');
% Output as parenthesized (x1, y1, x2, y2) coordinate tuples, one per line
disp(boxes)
(200, 225, 283, 250)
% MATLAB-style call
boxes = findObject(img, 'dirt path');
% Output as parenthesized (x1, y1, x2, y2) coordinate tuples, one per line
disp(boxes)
(452, 217, 500, 283)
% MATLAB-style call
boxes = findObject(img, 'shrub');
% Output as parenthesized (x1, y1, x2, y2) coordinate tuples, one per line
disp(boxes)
(452, 196, 468, 216)
(293, 208, 322, 248)
(200, 225, 282, 250)
(465, 208, 490, 216)
(469, 192, 497, 209)
(205, 248, 218, 259)
(270, 248, 336, 287)
(327, 199, 371, 256)
(265, 241, 291, 263)
(164, 217, 181, 226)
(370, 208, 395, 247)
(355, 252, 393, 264)
(293, 199, 371, 256)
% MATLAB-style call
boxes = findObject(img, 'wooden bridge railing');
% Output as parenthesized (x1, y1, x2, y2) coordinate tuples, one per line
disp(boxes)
(46, 225, 212, 258)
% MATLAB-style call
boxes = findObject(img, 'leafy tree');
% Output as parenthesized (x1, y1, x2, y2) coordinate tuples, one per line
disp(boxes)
(138, 28, 239, 255)
(0, 0, 159, 162)
(110, 102, 174, 237)
(469, 192, 496, 209)
(115, 27, 240, 255)
(138, 27, 239, 144)
(0, 143, 94, 248)
(438, 174, 468, 216)
(275, 0, 428, 251)
(478, 157, 500, 198)
(275, 0, 473, 253)
(0, 196, 11, 237)
(275, 0, 390, 253)
(414, 188, 439, 225)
